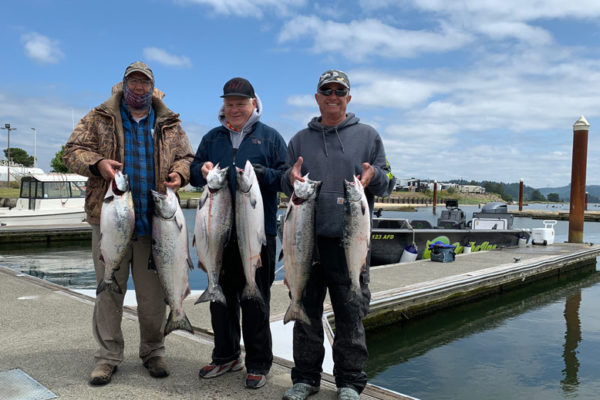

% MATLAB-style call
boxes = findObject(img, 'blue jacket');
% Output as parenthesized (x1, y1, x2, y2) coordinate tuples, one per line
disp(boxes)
(190, 121, 287, 236)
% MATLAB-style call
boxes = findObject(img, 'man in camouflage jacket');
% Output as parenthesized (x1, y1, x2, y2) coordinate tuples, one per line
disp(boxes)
(63, 61, 194, 386)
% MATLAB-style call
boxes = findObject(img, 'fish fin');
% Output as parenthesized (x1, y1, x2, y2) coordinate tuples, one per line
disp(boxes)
(175, 213, 184, 231)
(361, 202, 367, 216)
(283, 302, 311, 325)
(198, 194, 208, 209)
(103, 194, 115, 203)
(278, 249, 284, 262)
(187, 257, 194, 270)
(96, 279, 122, 295)
(241, 284, 264, 306)
(164, 311, 194, 336)
(195, 285, 226, 306)
(284, 204, 294, 222)
(192, 235, 196, 248)
(249, 193, 257, 209)
(197, 260, 207, 273)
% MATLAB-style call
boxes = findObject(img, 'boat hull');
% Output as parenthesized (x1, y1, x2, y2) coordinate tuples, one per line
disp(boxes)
(370, 226, 529, 266)
(0, 209, 86, 226)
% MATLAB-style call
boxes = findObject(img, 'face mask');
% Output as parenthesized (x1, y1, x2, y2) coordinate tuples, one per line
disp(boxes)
(123, 80, 153, 110)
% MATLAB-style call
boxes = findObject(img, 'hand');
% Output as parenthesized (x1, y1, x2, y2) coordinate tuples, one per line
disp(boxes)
(97, 159, 122, 181)
(290, 156, 305, 186)
(164, 172, 181, 192)
(201, 161, 214, 179)
(359, 162, 374, 187)
(252, 163, 266, 182)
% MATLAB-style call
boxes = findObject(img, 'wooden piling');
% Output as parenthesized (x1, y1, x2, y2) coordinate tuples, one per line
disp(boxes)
(568, 116, 589, 243)
(519, 179, 524, 212)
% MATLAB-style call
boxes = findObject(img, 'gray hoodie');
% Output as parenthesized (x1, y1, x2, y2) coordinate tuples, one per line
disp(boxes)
(282, 113, 390, 238)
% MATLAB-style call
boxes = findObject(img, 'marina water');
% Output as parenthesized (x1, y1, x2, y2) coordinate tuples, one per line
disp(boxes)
(1, 203, 599, 399)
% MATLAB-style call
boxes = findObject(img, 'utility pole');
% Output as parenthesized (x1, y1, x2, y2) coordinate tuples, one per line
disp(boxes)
(1, 123, 17, 186)
(30, 128, 37, 168)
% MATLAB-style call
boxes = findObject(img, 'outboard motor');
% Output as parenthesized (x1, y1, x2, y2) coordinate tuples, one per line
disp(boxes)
(471, 201, 514, 229)
(437, 199, 466, 229)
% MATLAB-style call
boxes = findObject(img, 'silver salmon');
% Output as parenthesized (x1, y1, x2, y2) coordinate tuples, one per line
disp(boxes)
(235, 160, 266, 303)
(97, 170, 135, 294)
(151, 187, 194, 336)
(193, 164, 231, 306)
(281, 174, 321, 325)
(343, 175, 370, 301)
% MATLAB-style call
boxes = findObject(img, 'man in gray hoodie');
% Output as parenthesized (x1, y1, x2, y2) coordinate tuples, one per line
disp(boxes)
(281, 70, 391, 400)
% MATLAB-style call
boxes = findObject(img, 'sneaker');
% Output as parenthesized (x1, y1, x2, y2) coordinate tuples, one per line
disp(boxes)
(245, 373, 266, 389)
(143, 356, 169, 378)
(337, 387, 360, 400)
(198, 357, 243, 379)
(282, 383, 320, 400)
(89, 363, 117, 386)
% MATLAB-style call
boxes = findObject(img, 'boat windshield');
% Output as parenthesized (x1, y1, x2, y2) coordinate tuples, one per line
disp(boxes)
(20, 179, 87, 199)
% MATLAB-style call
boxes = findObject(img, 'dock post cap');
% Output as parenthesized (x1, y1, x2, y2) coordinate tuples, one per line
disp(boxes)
(573, 115, 590, 131)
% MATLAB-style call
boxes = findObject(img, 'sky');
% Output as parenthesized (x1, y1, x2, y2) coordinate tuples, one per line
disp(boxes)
(2, 0, 600, 188)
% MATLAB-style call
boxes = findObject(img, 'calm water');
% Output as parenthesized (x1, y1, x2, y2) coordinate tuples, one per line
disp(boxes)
(1, 203, 600, 399)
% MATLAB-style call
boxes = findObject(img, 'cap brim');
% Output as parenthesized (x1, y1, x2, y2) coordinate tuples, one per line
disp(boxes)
(318, 79, 349, 89)
(125, 68, 153, 81)
(220, 93, 253, 98)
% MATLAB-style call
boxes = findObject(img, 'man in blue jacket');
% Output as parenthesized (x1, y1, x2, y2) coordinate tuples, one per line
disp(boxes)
(281, 70, 391, 400)
(190, 77, 287, 390)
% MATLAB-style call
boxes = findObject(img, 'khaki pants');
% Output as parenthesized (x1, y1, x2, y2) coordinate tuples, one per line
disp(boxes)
(91, 224, 166, 366)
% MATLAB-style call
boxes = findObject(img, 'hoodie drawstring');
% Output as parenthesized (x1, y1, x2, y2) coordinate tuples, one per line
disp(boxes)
(335, 127, 345, 154)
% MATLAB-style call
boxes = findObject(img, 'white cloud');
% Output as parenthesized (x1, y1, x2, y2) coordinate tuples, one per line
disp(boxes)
(279, 16, 472, 61)
(143, 47, 192, 68)
(176, 0, 306, 17)
(21, 33, 64, 64)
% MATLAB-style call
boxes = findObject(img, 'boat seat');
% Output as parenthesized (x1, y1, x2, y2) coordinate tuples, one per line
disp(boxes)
(410, 220, 433, 229)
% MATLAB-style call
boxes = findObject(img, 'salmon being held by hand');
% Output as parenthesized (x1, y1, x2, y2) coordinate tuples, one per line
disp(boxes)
(97, 170, 135, 294)
(281, 174, 321, 325)
(235, 160, 266, 304)
(151, 187, 194, 336)
(193, 164, 231, 306)
(343, 175, 370, 302)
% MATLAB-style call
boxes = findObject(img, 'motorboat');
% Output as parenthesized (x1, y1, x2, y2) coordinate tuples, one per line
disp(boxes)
(0, 173, 87, 226)
(370, 200, 530, 266)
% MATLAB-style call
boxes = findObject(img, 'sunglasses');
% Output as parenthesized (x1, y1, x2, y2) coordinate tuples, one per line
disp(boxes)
(318, 88, 348, 97)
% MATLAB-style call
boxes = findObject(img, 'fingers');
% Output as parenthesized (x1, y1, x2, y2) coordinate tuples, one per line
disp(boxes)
(164, 172, 181, 192)
(360, 162, 374, 187)
(201, 161, 214, 179)
(290, 156, 305, 185)
(98, 159, 122, 181)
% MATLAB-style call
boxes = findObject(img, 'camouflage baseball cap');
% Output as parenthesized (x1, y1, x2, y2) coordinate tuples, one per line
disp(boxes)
(124, 61, 154, 82)
(317, 69, 350, 90)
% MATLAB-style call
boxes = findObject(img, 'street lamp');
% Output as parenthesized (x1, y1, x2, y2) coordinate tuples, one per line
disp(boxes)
(30, 128, 37, 168)
(1, 123, 17, 186)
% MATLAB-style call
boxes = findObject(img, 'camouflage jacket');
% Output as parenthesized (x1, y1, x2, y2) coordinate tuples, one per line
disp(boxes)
(63, 90, 194, 225)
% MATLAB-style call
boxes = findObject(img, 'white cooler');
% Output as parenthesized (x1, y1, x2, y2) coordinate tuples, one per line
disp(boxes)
(531, 220, 557, 245)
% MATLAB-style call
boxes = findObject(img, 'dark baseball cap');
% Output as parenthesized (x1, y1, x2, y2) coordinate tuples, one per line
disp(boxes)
(124, 61, 154, 82)
(317, 69, 350, 90)
(221, 77, 255, 98)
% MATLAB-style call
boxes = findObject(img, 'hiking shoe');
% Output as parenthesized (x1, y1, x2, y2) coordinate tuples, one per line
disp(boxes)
(144, 356, 170, 378)
(282, 383, 320, 400)
(198, 357, 243, 379)
(245, 373, 266, 389)
(337, 387, 360, 400)
(89, 363, 117, 386)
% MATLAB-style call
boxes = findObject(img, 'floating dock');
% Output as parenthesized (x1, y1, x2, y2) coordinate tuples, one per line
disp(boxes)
(1, 242, 599, 399)
(0, 223, 92, 244)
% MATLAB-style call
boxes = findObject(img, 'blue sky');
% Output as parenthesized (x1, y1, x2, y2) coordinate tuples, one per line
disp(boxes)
(2, 0, 600, 188)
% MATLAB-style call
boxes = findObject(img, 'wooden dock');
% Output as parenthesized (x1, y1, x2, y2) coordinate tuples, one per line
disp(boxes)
(511, 209, 600, 221)
(0, 223, 92, 244)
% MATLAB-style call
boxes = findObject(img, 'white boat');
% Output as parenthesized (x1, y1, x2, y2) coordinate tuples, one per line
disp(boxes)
(0, 173, 87, 226)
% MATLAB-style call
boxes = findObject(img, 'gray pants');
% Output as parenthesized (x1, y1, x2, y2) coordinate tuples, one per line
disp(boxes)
(91, 224, 166, 366)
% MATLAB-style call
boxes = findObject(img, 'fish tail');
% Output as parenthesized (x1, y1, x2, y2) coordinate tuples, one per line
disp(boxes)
(164, 310, 194, 336)
(283, 302, 311, 326)
(194, 285, 227, 306)
(96, 279, 123, 295)
(241, 284, 264, 305)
